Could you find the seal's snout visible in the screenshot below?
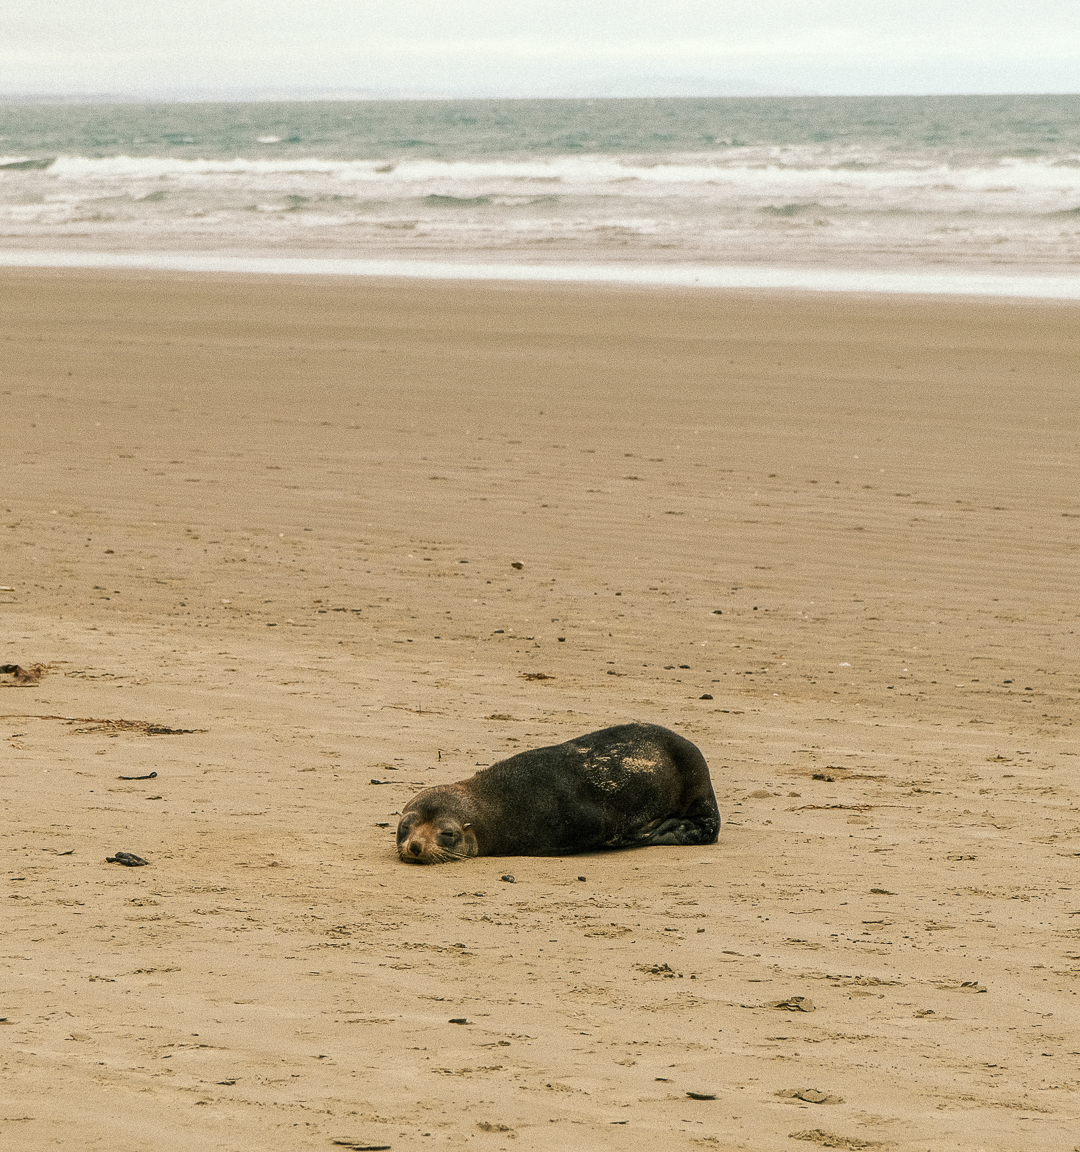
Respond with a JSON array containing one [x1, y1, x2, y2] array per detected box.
[[395, 808, 480, 864]]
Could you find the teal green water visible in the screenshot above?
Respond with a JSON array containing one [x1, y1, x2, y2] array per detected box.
[[1, 95, 1079, 274], [3, 94, 1079, 164]]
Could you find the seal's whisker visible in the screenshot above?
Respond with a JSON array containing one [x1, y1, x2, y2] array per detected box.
[[397, 844, 472, 864]]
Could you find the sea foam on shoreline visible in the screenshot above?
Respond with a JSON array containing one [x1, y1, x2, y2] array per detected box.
[[2, 247, 1079, 298]]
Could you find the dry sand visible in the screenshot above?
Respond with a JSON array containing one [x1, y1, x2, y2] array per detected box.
[[2, 269, 1079, 1152]]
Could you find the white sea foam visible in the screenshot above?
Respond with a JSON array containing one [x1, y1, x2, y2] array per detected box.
[[3, 146, 1080, 275], [4, 96, 1079, 273], [14, 153, 1080, 197], [1, 248, 1078, 299]]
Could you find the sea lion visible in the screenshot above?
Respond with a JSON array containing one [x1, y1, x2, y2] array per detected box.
[[396, 722, 720, 864]]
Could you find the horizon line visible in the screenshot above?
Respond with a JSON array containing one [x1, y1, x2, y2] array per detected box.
[[2, 89, 1078, 105]]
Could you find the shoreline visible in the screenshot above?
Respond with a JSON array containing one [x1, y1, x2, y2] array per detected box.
[[3, 245, 1080, 298]]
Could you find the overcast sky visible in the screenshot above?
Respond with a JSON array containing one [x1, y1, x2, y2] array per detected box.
[[3, 0, 1078, 99]]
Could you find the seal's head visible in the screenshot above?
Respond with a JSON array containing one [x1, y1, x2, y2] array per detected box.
[[396, 802, 479, 864]]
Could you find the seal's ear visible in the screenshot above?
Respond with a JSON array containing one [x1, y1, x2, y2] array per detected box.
[[462, 823, 473, 829]]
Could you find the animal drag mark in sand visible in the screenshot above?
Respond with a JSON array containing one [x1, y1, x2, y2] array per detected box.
[[396, 722, 720, 864]]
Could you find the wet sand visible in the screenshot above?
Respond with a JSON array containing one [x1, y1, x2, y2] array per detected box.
[[2, 269, 1079, 1152]]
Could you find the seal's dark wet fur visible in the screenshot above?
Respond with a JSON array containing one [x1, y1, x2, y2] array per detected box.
[[397, 722, 720, 863]]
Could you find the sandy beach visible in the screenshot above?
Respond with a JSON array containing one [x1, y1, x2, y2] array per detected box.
[[2, 268, 1079, 1152]]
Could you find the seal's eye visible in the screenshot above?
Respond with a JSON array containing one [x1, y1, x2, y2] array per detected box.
[[437, 829, 459, 846]]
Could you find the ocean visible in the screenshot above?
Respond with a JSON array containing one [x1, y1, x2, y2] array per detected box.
[[2, 95, 1080, 294]]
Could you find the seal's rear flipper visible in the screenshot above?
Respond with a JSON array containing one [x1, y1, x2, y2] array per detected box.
[[641, 815, 717, 846], [645, 794, 721, 846], [608, 802, 720, 848]]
